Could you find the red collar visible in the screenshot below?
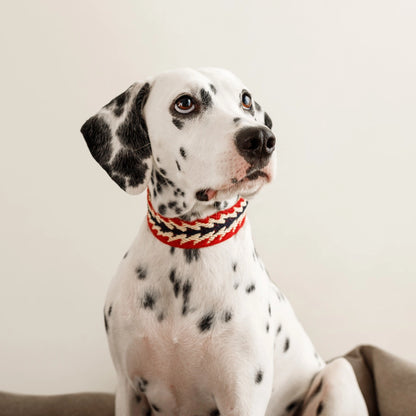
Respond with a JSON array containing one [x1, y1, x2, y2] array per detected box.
[[147, 193, 248, 249]]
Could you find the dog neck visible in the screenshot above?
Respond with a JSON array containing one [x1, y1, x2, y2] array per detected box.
[[147, 192, 248, 249], [181, 195, 240, 221]]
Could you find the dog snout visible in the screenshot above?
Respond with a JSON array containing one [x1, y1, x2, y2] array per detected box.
[[235, 127, 276, 167]]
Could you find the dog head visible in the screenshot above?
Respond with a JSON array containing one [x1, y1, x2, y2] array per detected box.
[[81, 68, 276, 217]]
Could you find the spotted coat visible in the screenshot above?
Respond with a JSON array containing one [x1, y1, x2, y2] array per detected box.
[[83, 68, 368, 416]]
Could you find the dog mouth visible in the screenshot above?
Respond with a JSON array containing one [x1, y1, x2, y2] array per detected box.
[[196, 169, 271, 202]]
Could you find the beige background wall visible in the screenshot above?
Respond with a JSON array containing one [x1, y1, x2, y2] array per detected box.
[[1, 0, 415, 394]]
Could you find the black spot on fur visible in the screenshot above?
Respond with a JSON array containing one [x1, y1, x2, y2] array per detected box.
[[232, 262, 237, 272], [182, 280, 192, 315], [180, 147, 187, 159], [116, 83, 151, 153], [286, 400, 300, 412], [81, 117, 113, 167], [255, 370, 263, 384], [264, 112, 273, 129], [182, 280, 192, 303], [136, 266, 147, 280], [104, 311, 108, 332], [213, 201, 221, 210], [184, 249, 200, 263], [142, 292, 156, 310], [154, 168, 174, 192], [172, 118, 184, 129], [210, 409, 220, 416], [233, 282, 239, 290], [233, 117, 241, 124], [108, 305, 112, 316], [151, 403, 160, 412], [105, 89, 131, 117], [209, 84, 217, 94], [173, 281, 181, 298], [254, 101, 261, 111], [168, 201, 177, 208], [316, 401, 324, 415], [284, 337, 290, 352], [175, 207, 182, 215], [231, 177, 238, 184], [200, 88, 213, 109], [111, 148, 149, 189], [135, 394, 142, 403], [313, 379, 324, 398], [158, 204, 167, 215], [174, 187, 185, 197], [169, 269, 176, 283], [169, 269, 182, 298], [198, 312, 214, 332], [155, 170, 165, 185], [276, 324, 282, 335], [223, 310, 232, 322], [176, 160, 181, 171], [246, 284, 256, 293], [138, 378, 148, 393], [266, 323, 270, 333], [170, 247, 175, 255], [123, 251, 128, 259], [157, 312, 164, 322]]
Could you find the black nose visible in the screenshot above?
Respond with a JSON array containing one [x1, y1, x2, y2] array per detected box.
[[235, 127, 276, 168]]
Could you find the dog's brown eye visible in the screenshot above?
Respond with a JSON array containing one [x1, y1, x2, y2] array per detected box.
[[241, 92, 252, 110], [174, 95, 195, 114]]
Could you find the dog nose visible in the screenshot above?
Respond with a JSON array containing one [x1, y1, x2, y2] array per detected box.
[[235, 127, 276, 167]]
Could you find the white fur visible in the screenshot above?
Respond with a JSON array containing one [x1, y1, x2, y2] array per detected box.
[[84, 68, 368, 416]]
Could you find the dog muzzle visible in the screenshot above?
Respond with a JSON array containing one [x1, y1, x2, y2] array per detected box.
[[147, 193, 248, 249]]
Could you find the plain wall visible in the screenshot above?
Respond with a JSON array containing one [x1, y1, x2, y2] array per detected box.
[[0, 0, 415, 394]]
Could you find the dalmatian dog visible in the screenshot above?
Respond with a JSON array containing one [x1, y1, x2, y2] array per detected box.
[[81, 68, 368, 416]]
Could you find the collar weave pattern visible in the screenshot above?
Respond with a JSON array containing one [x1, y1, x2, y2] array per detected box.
[[147, 194, 248, 249]]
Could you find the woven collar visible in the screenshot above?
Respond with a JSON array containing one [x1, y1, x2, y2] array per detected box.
[[147, 193, 248, 249]]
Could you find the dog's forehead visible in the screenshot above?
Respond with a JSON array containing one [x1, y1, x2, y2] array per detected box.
[[198, 67, 247, 91], [150, 68, 246, 100]]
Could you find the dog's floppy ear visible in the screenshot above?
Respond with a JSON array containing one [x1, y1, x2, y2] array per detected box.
[[81, 82, 152, 195]]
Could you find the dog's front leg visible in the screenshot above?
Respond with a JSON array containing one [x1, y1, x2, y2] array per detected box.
[[213, 375, 271, 416], [296, 358, 368, 416], [115, 375, 151, 416], [214, 393, 269, 416]]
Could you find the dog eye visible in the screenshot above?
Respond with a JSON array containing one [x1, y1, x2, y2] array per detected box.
[[174, 95, 195, 114], [241, 92, 252, 110]]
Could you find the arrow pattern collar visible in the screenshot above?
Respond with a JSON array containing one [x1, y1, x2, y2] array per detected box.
[[147, 193, 248, 249]]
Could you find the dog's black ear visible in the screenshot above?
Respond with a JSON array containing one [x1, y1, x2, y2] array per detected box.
[[81, 82, 153, 195]]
